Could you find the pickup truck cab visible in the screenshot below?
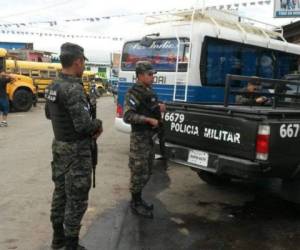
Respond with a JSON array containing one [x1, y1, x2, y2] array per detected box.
[[161, 75, 300, 186]]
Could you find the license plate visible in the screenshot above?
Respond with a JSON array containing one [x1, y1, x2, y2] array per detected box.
[[188, 150, 208, 167]]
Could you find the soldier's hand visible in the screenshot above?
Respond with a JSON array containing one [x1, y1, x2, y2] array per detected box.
[[93, 127, 103, 140], [256, 96, 268, 104], [145, 117, 159, 128], [159, 103, 166, 113]]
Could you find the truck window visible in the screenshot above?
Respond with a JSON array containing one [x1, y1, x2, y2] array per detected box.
[[121, 38, 189, 72]]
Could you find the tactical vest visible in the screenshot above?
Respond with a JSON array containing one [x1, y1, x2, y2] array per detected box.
[[128, 83, 161, 132], [45, 81, 86, 142]]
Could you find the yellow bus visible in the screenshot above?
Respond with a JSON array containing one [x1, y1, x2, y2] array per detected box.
[[6, 60, 96, 95], [0, 49, 37, 112]]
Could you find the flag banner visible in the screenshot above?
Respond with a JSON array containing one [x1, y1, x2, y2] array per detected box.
[[0, 29, 123, 40]]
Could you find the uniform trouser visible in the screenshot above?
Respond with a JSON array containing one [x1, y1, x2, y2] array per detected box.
[[50, 139, 92, 237], [129, 130, 155, 194], [0, 97, 9, 116]]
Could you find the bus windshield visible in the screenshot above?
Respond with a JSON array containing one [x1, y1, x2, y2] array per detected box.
[[121, 38, 189, 72]]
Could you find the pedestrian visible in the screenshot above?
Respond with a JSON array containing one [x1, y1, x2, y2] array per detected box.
[[0, 71, 12, 127], [45, 42, 103, 250], [123, 61, 166, 219]]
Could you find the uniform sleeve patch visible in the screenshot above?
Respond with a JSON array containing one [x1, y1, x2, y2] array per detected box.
[[45, 89, 58, 102], [129, 98, 136, 107]]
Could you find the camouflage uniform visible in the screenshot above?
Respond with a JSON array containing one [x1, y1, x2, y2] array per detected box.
[[123, 61, 162, 218], [235, 87, 257, 105], [123, 82, 159, 194], [45, 73, 102, 238]]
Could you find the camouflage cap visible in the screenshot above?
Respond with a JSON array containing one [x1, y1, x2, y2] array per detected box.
[[135, 61, 157, 74], [60, 42, 88, 61]]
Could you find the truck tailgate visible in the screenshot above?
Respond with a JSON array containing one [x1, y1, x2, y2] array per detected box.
[[163, 104, 258, 161]]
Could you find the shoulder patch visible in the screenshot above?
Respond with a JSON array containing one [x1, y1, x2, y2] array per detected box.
[[45, 83, 60, 102], [129, 98, 136, 107]]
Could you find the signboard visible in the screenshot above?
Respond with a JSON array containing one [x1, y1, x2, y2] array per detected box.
[[274, 0, 300, 17]]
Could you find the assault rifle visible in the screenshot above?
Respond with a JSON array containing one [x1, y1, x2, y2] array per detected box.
[[88, 92, 98, 188], [152, 103, 166, 160]]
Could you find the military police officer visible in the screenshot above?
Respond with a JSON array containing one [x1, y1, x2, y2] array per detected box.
[[123, 61, 166, 218], [45, 42, 102, 250]]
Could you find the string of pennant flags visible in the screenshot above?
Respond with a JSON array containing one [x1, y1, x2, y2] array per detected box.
[[0, 0, 272, 29], [0, 0, 271, 40], [0, 29, 124, 40]]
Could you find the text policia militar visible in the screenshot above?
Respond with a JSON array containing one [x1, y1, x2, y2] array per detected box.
[[164, 112, 241, 144]]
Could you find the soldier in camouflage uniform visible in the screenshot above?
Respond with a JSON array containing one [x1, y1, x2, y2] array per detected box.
[[236, 81, 268, 105], [45, 43, 102, 250], [123, 61, 165, 219]]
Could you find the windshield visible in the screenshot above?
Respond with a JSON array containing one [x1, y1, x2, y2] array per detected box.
[[121, 38, 189, 72]]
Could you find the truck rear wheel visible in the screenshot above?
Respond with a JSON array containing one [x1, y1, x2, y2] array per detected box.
[[12, 89, 33, 112], [197, 170, 231, 186]]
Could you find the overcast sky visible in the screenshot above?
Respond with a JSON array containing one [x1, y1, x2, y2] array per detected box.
[[0, 0, 298, 62]]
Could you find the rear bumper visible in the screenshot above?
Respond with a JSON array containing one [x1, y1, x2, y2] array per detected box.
[[160, 142, 269, 179]]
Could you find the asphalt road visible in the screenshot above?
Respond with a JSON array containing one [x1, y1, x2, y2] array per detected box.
[[1, 96, 300, 250]]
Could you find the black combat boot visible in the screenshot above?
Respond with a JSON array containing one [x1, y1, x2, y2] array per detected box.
[[141, 199, 154, 211], [65, 236, 87, 250], [130, 192, 153, 218], [51, 223, 65, 249], [132, 192, 154, 210]]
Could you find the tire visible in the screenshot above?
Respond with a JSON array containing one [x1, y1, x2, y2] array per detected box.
[[12, 89, 33, 112], [197, 170, 231, 186]]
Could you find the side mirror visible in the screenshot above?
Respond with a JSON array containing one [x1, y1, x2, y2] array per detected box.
[[140, 36, 153, 47]]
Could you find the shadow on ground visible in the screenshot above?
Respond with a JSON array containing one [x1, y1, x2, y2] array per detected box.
[[82, 162, 300, 250]]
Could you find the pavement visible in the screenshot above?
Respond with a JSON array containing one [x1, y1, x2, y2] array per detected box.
[[2, 96, 300, 250]]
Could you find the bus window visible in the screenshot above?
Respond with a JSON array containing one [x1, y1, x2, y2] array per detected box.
[[49, 71, 57, 78], [20, 69, 30, 76], [201, 37, 300, 87], [31, 70, 40, 77], [121, 38, 189, 72], [40, 70, 49, 78], [275, 52, 298, 77], [203, 38, 241, 86], [240, 47, 257, 76], [257, 51, 275, 78]]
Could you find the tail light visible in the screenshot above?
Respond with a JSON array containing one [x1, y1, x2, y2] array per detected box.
[[256, 125, 270, 161], [116, 104, 123, 118]]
